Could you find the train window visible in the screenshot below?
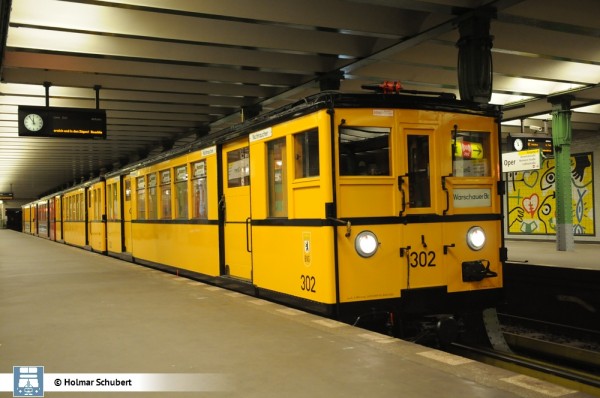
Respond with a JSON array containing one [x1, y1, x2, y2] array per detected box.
[[192, 161, 208, 219], [125, 179, 131, 202], [339, 126, 390, 176], [137, 176, 146, 220], [112, 183, 119, 220], [453, 131, 491, 177], [95, 188, 101, 220], [107, 183, 117, 221], [268, 137, 288, 217], [227, 147, 250, 188], [175, 165, 188, 219], [294, 129, 319, 178], [407, 135, 431, 208], [160, 169, 172, 219], [148, 173, 158, 219], [78, 193, 84, 220]]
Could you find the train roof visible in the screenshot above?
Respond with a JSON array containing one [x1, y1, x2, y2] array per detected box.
[[107, 90, 502, 177]]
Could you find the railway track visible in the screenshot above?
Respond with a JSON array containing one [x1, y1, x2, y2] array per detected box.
[[447, 341, 600, 396], [443, 311, 600, 396], [499, 313, 600, 372]]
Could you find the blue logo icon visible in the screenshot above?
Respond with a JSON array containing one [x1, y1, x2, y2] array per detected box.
[[13, 366, 44, 397]]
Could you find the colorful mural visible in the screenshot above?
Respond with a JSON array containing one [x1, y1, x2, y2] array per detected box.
[[507, 152, 595, 236]]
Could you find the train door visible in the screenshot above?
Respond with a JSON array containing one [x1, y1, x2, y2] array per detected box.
[[397, 127, 446, 289], [49, 198, 56, 240], [32, 205, 37, 234], [56, 196, 64, 242], [106, 176, 124, 254], [220, 139, 253, 281], [122, 175, 133, 254]]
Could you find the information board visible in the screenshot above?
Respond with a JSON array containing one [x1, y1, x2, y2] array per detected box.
[[18, 106, 107, 139]]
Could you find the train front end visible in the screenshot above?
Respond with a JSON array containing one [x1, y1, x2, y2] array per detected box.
[[331, 95, 505, 336]]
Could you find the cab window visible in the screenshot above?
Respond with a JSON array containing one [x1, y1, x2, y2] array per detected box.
[[453, 131, 491, 177], [407, 135, 431, 208], [294, 129, 319, 178], [339, 126, 390, 176]]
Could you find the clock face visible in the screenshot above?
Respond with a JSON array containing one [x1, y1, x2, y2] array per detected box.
[[513, 138, 523, 151], [24, 113, 44, 132]]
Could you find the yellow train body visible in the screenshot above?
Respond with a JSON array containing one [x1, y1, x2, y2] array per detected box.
[[23, 92, 505, 325]]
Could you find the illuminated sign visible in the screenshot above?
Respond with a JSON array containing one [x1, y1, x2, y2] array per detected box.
[[0, 192, 13, 200], [454, 140, 484, 159], [18, 106, 107, 139], [508, 136, 553, 154]]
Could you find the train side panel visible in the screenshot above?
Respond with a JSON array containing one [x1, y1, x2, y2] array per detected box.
[[130, 149, 220, 277], [248, 110, 337, 305]]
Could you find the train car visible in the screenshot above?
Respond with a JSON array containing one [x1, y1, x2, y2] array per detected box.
[[119, 89, 505, 336], [21, 88, 506, 340]]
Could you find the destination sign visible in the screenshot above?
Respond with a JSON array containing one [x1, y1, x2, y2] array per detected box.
[[18, 106, 107, 139]]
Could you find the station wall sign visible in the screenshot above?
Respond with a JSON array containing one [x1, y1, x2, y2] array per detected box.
[[18, 106, 107, 139], [502, 149, 541, 172]]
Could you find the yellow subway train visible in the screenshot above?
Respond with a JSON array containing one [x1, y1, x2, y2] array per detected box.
[[23, 89, 506, 338]]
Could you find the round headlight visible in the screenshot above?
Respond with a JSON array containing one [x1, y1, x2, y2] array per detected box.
[[355, 230, 379, 258], [466, 226, 486, 251]]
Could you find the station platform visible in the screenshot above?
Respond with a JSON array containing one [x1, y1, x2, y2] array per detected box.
[[0, 229, 594, 398], [506, 239, 600, 270]]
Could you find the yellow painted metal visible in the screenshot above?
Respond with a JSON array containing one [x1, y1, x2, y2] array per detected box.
[[252, 226, 336, 303], [132, 222, 220, 276], [337, 224, 404, 303], [444, 220, 502, 293]]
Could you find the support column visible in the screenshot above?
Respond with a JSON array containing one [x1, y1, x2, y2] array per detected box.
[[548, 95, 574, 251], [456, 8, 495, 103]]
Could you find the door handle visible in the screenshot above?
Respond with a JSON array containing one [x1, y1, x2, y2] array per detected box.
[[246, 217, 252, 253]]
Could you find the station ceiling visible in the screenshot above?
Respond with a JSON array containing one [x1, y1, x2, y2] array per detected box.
[[0, 0, 599, 201]]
